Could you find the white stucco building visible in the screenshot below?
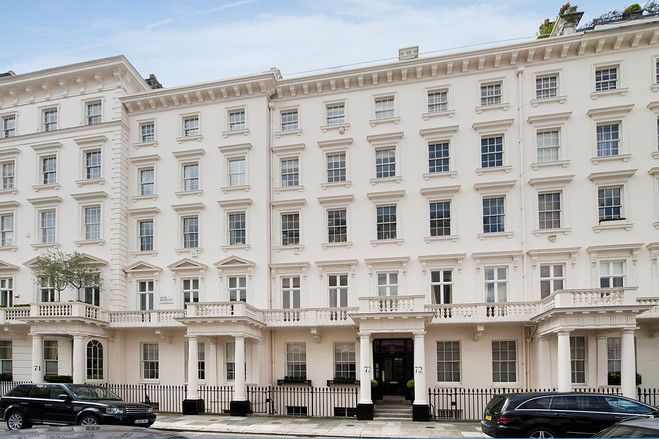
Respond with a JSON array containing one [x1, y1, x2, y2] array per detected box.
[[0, 11, 658, 420]]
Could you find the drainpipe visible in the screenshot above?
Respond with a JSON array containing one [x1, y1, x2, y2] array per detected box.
[[516, 66, 530, 387], [267, 92, 275, 386]]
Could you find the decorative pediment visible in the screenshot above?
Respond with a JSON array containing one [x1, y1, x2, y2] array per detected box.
[[214, 256, 255, 277], [0, 260, 19, 272], [364, 257, 410, 275], [77, 253, 108, 266], [314, 259, 359, 277], [124, 261, 162, 274], [418, 254, 466, 273], [167, 258, 208, 273]]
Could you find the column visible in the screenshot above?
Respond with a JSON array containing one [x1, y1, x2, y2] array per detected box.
[[621, 328, 636, 399], [596, 334, 608, 387], [72, 335, 85, 384], [357, 332, 373, 420], [31, 335, 44, 384], [412, 331, 429, 421], [557, 330, 571, 392], [187, 336, 199, 400], [230, 335, 250, 416], [208, 339, 218, 386], [537, 336, 550, 389]]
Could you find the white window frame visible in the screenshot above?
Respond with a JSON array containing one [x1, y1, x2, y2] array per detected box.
[[599, 260, 626, 288], [136, 218, 155, 253], [0, 278, 14, 307], [328, 273, 349, 308], [333, 342, 356, 379], [537, 190, 563, 230], [280, 211, 301, 247], [479, 81, 503, 106], [376, 271, 399, 297], [81, 203, 102, 241], [138, 166, 156, 197], [228, 275, 247, 302], [43, 340, 59, 375], [484, 266, 508, 303], [83, 99, 102, 126], [0, 114, 16, 139], [0, 160, 15, 192], [41, 106, 59, 132], [570, 335, 587, 385], [227, 156, 247, 188], [180, 161, 200, 193], [227, 106, 247, 132], [37, 207, 58, 245], [430, 269, 453, 305], [137, 119, 157, 144], [181, 277, 200, 307], [325, 101, 347, 126], [180, 113, 200, 139], [0, 211, 15, 248], [227, 210, 247, 247], [141, 342, 159, 381], [491, 340, 517, 384], [280, 108, 299, 132], [539, 262, 565, 298], [181, 215, 200, 249], [436, 340, 461, 384], [136, 279, 155, 311], [535, 73, 559, 100], [426, 88, 449, 114]]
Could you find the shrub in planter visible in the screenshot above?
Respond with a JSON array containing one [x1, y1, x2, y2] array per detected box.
[[405, 379, 415, 401], [406, 379, 415, 389], [608, 372, 621, 386], [0, 373, 12, 382], [283, 375, 307, 384], [333, 376, 356, 384], [370, 379, 378, 387], [44, 374, 73, 383]]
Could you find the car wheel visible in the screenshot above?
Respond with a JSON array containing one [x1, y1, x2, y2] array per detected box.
[[527, 428, 556, 438], [6, 411, 28, 430], [78, 414, 100, 425]]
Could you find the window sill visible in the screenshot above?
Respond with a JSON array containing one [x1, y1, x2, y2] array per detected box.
[[274, 185, 304, 193], [0, 188, 18, 195], [274, 245, 304, 253], [592, 222, 633, 232], [475, 165, 512, 175], [274, 129, 302, 138], [75, 178, 105, 187], [321, 180, 352, 190], [133, 141, 158, 149], [31, 242, 60, 249], [32, 183, 60, 191], [221, 184, 251, 193], [654, 221, 659, 229], [175, 190, 203, 198], [0, 245, 17, 252], [424, 235, 459, 243], [321, 241, 353, 249], [176, 247, 204, 255], [221, 244, 251, 251], [370, 239, 403, 246], [369, 176, 402, 185], [651, 83, 659, 92], [422, 110, 455, 120], [652, 151, 659, 160], [475, 102, 510, 114], [132, 194, 159, 202], [131, 250, 158, 256], [369, 116, 400, 127], [530, 95, 567, 106], [423, 171, 457, 180], [320, 123, 350, 134], [477, 232, 514, 240], [590, 88, 629, 99], [176, 135, 203, 143], [591, 154, 631, 164], [222, 128, 250, 138], [533, 227, 571, 236], [531, 160, 570, 170], [74, 239, 105, 246]]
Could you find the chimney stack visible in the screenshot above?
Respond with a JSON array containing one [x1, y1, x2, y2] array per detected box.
[[398, 46, 419, 61]]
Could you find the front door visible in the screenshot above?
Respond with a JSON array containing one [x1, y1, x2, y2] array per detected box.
[[373, 339, 413, 396]]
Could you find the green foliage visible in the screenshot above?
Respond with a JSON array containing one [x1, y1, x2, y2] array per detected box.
[[332, 376, 356, 384], [538, 19, 556, 38], [406, 379, 415, 389], [370, 379, 378, 387], [559, 2, 578, 15], [623, 3, 642, 15], [30, 251, 101, 296], [282, 375, 307, 383], [44, 374, 73, 383]]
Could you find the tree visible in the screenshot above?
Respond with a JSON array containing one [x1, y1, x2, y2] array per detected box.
[[30, 251, 102, 301]]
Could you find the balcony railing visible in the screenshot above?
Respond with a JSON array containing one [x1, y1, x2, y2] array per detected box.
[[108, 310, 185, 327], [0, 288, 655, 329]]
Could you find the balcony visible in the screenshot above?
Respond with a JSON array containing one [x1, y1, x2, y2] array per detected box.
[[263, 307, 357, 327], [426, 302, 538, 323], [108, 310, 185, 327], [357, 295, 426, 314], [25, 302, 110, 323], [185, 302, 262, 321], [0, 307, 30, 324]]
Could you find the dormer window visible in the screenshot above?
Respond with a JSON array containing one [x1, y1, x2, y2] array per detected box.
[[43, 108, 58, 132], [480, 82, 502, 106], [595, 67, 618, 91]]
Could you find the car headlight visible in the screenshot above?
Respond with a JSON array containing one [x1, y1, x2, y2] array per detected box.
[[105, 407, 125, 415], [147, 406, 154, 413]]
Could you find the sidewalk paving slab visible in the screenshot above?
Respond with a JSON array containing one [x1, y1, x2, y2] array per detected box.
[[152, 413, 488, 438]]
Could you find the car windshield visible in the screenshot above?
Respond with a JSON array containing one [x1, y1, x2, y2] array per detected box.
[[68, 385, 122, 401]]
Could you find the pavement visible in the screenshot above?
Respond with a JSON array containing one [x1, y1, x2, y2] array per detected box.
[[151, 413, 488, 438]]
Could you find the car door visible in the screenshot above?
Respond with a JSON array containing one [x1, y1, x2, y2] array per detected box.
[[27, 384, 50, 423], [42, 385, 76, 424], [604, 396, 656, 423], [575, 395, 615, 436]]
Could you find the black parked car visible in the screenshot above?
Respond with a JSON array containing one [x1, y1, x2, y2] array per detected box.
[[0, 383, 156, 430], [481, 392, 657, 438], [594, 417, 659, 437]]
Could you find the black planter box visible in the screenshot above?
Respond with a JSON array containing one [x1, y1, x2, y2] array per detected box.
[[277, 379, 312, 386], [327, 379, 359, 386], [230, 400, 251, 416], [182, 398, 205, 415]]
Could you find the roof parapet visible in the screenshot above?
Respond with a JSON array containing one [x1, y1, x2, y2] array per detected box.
[[399, 46, 419, 61]]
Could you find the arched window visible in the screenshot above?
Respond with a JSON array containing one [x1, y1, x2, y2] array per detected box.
[[86, 340, 103, 380]]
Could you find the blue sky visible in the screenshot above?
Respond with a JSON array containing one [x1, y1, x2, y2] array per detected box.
[[0, 0, 628, 86]]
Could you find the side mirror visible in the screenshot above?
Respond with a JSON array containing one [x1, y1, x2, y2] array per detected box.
[[58, 394, 72, 402]]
